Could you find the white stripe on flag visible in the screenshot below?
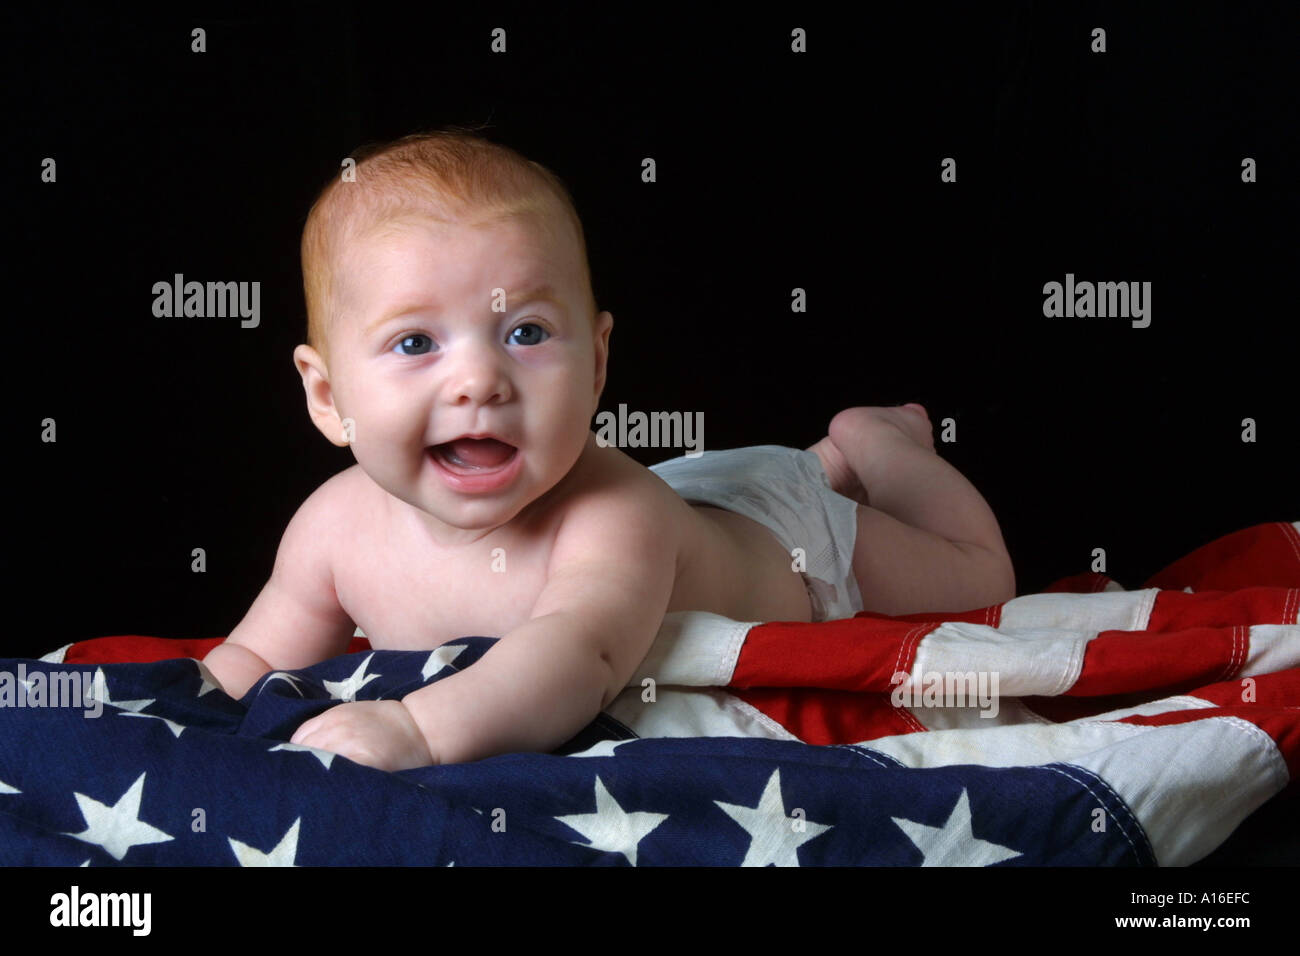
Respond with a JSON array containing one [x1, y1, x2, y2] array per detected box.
[[904, 691, 1220, 732], [1067, 715, 1289, 865], [633, 610, 755, 687], [1243, 624, 1300, 677], [607, 686, 798, 741], [859, 694, 1217, 767], [902, 698, 1049, 731], [998, 588, 1157, 632], [854, 698, 1287, 865], [909, 621, 1094, 697], [858, 713, 1157, 770]]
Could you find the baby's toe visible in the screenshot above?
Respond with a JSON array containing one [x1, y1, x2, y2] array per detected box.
[[899, 404, 935, 449]]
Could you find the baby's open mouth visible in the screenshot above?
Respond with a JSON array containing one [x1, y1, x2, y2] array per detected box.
[[430, 437, 518, 473]]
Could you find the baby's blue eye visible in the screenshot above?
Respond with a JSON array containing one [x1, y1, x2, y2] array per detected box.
[[509, 323, 549, 346], [394, 334, 434, 355]]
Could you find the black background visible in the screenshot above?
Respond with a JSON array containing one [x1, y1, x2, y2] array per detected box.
[[8, 1, 1297, 657]]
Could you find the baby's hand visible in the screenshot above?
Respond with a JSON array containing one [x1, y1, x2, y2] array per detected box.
[[290, 700, 435, 771]]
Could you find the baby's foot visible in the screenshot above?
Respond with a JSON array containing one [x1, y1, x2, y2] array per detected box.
[[810, 404, 935, 505], [830, 404, 935, 454]]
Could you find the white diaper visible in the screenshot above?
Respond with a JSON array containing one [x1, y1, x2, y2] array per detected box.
[[649, 445, 864, 622]]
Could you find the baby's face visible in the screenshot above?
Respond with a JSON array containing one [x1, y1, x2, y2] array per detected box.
[[319, 213, 611, 539]]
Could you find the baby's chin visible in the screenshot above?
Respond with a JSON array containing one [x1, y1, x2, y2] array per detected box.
[[417, 458, 549, 528], [396, 483, 537, 536]]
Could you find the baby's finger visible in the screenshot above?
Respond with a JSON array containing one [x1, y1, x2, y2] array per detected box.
[[290, 715, 328, 745]]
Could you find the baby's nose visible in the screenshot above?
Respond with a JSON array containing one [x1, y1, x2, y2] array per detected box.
[[443, 348, 512, 405]]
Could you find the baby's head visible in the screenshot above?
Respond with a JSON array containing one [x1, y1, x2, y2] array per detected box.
[[300, 130, 603, 363], [293, 129, 614, 535]]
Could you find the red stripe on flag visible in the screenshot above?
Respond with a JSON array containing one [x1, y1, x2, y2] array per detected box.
[[1022, 694, 1160, 723], [731, 687, 921, 745], [64, 635, 224, 664], [1072, 626, 1247, 697], [731, 618, 938, 691], [1147, 586, 1299, 631], [1167, 668, 1300, 710], [854, 603, 1005, 627], [62, 635, 373, 665], [1145, 522, 1300, 592]]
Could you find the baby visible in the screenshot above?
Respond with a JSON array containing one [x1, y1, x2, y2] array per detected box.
[[202, 130, 1015, 771]]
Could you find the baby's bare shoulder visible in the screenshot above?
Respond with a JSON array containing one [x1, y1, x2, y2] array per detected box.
[[291, 464, 377, 527], [559, 443, 684, 516], [277, 465, 381, 564], [531, 445, 684, 634], [546, 445, 688, 566]]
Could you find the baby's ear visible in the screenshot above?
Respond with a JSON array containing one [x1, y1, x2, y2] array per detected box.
[[592, 311, 614, 401], [293, 344, 350, 448]]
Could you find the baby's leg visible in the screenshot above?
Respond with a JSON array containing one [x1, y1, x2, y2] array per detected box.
[[809, 405, 1015, 615]]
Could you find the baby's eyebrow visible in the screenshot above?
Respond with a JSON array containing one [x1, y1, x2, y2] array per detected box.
[[365, 284, 563, 336], [499, 283, 564, 310]]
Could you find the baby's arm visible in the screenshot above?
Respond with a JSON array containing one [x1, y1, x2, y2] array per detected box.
[[203, 481, 356, 699], [401, 491, 677, 765]]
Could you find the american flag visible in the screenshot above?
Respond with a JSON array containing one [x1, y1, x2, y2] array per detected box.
[[1, 522, 1297, 865]]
